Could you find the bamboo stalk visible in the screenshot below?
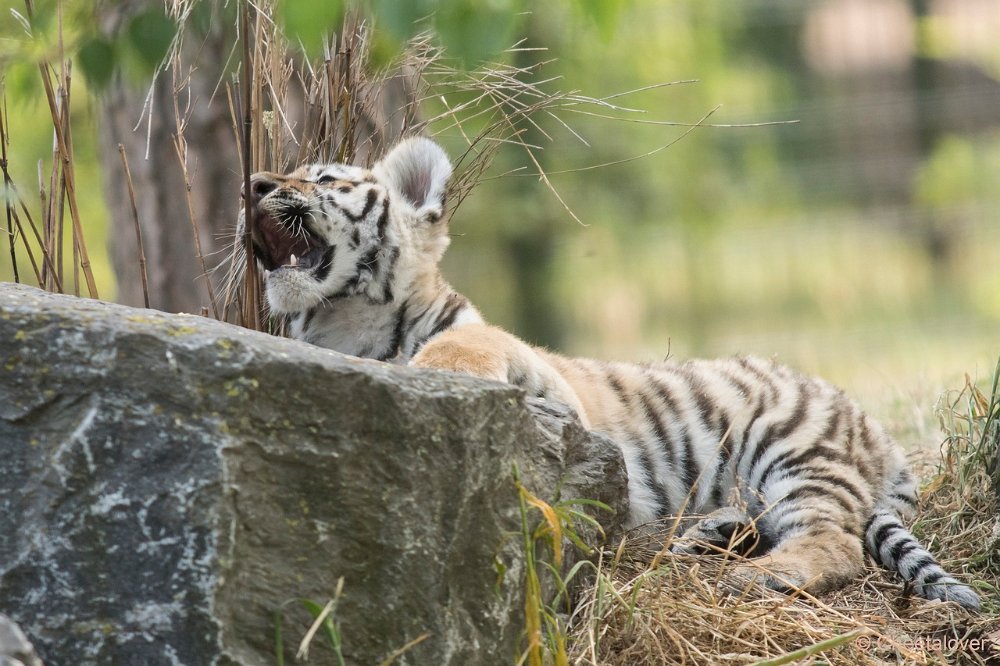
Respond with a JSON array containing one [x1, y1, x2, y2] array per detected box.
[[117, 145, 150, 309]]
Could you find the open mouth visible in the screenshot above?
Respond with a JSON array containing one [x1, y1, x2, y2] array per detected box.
[[250, 205, 328, 273]]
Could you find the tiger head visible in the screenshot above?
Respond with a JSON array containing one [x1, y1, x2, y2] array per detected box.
[[239, 137, 453, 315]]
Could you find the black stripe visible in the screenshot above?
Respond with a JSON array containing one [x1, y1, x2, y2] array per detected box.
[[731, 397, 767, 465], [346, 188, 378, 222], [805, 470, 866, 503], [333, 187, 379, 222], [630, 434, 669, 518], [858, 418, 874, 451], [709, 455, 728, 509], [606, 370, 631, 408], [426, 293, 467, 340], [314, 245, 337, 282], [373, 245, 400, 304], [746, 381, 810, 478], [902, 553, 938, 579], [636, 391, 676, 514], [872, 521, 903, 550], [673, 366, 717, 433], [376, 196, 390, 239], [377, 300, 409, 362], [920, 571, 945, 586], [758, 410, 845, 490], [648, 379, 698, 494], [736, 357, 780, 405], [782, 482, 856, 515], [301, 306, 317, 333], [758, 448, 798, 488], [888, 539, 920, 565], [716, 367, 754, 400]]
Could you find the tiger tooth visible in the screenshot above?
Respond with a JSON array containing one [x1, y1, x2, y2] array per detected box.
[[289, 253, 298, 266], [263, 269, 271, 279]]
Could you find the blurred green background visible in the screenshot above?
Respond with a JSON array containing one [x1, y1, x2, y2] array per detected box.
[[4, 0, 999, 417], [440, 0, 1000, 416]]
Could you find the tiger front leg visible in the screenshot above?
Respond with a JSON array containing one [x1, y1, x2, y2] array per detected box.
[[726, 528, 864, 598], [412, 324, 591, 428]]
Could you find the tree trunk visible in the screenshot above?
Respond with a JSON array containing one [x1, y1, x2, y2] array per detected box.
[[98, 5, 237, 314]]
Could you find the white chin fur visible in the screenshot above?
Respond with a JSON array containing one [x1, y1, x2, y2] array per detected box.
[[264, 270, 326, 314]]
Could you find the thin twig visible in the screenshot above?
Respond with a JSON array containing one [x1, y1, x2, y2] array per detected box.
[[35, 60, 98, 298], [171, 57, 220, 319], [0, 88, 20, 283], [117, 145, 150, 309], [240, 0, 261, 329]]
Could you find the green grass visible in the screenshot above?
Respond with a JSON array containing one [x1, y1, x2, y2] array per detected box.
[[513, 464, 612, 666]]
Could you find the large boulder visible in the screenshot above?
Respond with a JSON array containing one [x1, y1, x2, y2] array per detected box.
[[0, 283, 627, 665]]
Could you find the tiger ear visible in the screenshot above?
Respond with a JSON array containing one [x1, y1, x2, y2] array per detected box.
[[374, 137, 452, 222]]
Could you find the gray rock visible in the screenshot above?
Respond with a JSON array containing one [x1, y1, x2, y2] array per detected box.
[[0, 614, 43, 666], [0, 283, 627, 666]]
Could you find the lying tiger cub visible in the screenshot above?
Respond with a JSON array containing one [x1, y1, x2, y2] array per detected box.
[[240, 137, 980, 610]]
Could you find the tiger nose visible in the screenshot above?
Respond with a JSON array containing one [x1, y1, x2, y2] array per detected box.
[[244, 174, 278, 203]]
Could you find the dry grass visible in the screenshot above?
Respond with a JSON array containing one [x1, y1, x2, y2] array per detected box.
[[1, 1, 98, 300], [567, 366, 1000, 666]]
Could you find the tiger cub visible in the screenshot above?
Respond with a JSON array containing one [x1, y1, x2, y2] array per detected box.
[[241, 137, 980, 610]]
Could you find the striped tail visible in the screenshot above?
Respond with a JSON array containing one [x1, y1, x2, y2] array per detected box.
[[865, 509, 980, 611]]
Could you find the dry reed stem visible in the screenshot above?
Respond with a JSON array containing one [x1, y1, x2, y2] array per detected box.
[[117, 144, 150, 309], [239, 0, 261, 330], [1, 90, 21, 284], [170, 56, 220, 319], [36, 61, 97, 299], [4, 190, 46, 288], [60, 64, 75, 296], [20, 0, 97, 299]]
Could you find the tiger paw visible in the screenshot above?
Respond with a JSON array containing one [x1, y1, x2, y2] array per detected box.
[[670, 507, 767, 557]]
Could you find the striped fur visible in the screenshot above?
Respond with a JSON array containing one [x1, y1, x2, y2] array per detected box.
[[245, 138, 980, 610], [238, 138, 482, 362]]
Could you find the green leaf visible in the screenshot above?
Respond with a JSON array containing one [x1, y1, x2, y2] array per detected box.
[[372, 0, 436, 42], [573, 0, 625, 41], [435, 0, 519, 68], [24, 0, 57, 33], [276, 0, 345, 57], [297, 599, 342, 653], [126, 7, 177, 70], [77, 37, 116, 89], [190, 0, 216, 35], [3, 61, 41, 104]]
